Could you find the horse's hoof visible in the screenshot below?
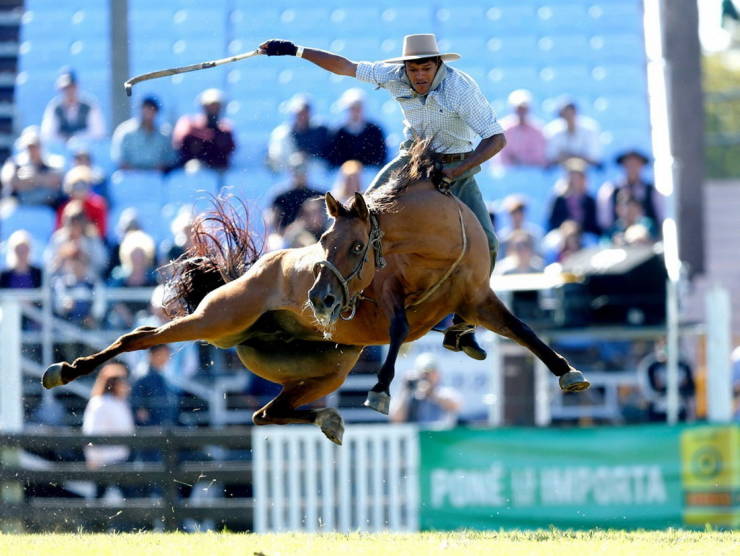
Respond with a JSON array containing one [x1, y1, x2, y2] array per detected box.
[[42, 363, 67, 389], [363, 391, 391, 415], [316, 409, 344, 446], [559, 370, 590, 392]]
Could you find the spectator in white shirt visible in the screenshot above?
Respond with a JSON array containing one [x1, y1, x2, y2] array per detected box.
[[544, 98, 602, 169], [40, 68, 106, 146], [82, 362, 135, 471]]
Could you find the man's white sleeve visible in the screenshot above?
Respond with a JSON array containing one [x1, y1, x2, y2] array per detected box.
[[457, 82, 504, 139], [355, 62, 396, 88]]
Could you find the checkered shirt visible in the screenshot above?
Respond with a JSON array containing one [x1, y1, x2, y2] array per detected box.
[[356, 62, 503, 154]]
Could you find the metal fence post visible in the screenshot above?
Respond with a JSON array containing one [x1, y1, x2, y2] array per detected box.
[[706, 286, 732, 422], [164, 430, 179, 531], [0, 296, 23, 532]]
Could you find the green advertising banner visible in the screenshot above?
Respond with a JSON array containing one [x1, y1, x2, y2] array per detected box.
[[419, 424, 739, 530]]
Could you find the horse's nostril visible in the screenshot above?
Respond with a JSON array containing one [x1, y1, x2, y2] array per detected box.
[[323, 294, 336, 307]]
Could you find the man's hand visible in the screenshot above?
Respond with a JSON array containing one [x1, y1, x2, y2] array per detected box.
[[259, 39, 298, 56], [429, 161, 454, 190]]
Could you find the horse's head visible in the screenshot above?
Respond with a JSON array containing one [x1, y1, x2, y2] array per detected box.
[[309, 192, 384, 326]]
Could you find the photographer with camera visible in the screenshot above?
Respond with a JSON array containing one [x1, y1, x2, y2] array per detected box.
[[390, 353, 462, 429]]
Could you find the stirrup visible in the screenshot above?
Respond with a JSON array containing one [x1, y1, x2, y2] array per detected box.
[[442, 323, 473, 352]]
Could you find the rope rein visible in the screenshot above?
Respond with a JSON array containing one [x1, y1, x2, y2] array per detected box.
[[405, 204, 467, 309]]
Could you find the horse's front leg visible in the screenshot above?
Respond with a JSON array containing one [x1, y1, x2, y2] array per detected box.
[[364, 303, 408, 415]]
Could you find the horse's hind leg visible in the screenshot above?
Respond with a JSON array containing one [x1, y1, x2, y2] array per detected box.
[[43, 302, 251, 388], [465, 290, 590, 392]]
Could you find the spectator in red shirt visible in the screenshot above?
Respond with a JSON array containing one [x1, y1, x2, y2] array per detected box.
[[56, 165, 108, 238], [172, 88, 236, 171], [499, 89, 547, 168]]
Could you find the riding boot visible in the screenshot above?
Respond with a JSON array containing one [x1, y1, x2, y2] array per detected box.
[[442, 315, 487, 361]]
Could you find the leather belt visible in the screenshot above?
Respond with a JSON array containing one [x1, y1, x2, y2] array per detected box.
[[439, 151, 472, 163]]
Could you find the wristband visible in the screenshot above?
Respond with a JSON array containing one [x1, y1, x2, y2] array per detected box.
[[296, 46, 304, 58]]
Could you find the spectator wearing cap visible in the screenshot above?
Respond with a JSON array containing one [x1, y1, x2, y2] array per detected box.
[[544, 98, 602, 169], [597, 149, 663, 233], [390, 353, 462, 428], [1, 126, 64, 207], [546, 158, 601, 237], [40, 67, 106, 145], [267, 94, 330, 172], [173, 88, 236, 170], [498, 194, 543, 258], [326, 88, 387, 168], [111, 95, 176, 172], [496, 230, 545, 276], [499, 89, 547, 168], [269, 153, 324, 233], [55, 165, 108, 238]]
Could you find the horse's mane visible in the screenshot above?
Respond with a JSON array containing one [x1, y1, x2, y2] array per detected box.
[[365, 137, 441, 212], [160, 195, 262, 318]]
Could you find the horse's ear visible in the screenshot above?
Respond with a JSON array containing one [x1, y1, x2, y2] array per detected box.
[[350, 192, 369, 221], [325, 192, 345, 218]]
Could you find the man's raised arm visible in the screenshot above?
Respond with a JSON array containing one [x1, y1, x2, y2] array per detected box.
[[259, 39, 357, 77]]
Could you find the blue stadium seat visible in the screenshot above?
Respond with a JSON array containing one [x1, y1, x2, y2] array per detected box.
[[170, 8, 227, 39], [227, 66, 280, 96], [536, 4, 589, 32], [327, 7, 382, 37], [14, 69, 56, 129], [487, 36, 540, 65], [484, 5, 539, 35], [232, 130, 268, 168], [588, 34, 646, 64], [440, 37, 489, 62], [589, 64, 647, 96], [329, 38, 383, 63], [378, 6, 434, 34], [588, 3, 644, 33], [278, 8, 332, 33], [485, 66, 541, 98], [538, 65, 592, 96], [108, 171, 166, 208], [0, 204, 57, 248], [108, 202, 168, 243], [602, 127, 652, 162], [537, 35, 591, 64], [165, 168, 220, 206], [592, 95, 650, 132], [435, 5, 486, 28], [229, 7, 283, 39]]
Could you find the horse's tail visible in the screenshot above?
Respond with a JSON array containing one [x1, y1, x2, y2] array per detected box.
[[161, 196, 262, 318]]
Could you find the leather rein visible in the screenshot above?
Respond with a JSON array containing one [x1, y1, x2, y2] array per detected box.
[[314, 199, 468, 321]]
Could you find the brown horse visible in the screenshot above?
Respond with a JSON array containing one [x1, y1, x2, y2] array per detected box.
[[42, 141, 588, 444]]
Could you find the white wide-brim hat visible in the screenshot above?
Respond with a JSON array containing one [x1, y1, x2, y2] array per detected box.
[[383, 34, 461, 64]]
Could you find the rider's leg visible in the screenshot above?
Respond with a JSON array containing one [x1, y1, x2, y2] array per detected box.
[[442, 169, 499, 360], [365, 153, 411, 192]]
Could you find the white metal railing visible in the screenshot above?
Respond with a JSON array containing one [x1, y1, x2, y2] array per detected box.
[[0, 286, 251, 428], [252, 424, 419, 533]]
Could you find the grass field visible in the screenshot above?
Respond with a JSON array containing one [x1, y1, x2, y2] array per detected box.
[[0, 530, 737, 555]]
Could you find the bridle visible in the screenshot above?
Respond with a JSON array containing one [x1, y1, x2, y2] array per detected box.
[[313, 212, 385, 320]]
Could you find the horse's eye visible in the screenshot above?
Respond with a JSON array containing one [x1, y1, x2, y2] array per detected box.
[[352, 242, 363, 254]]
